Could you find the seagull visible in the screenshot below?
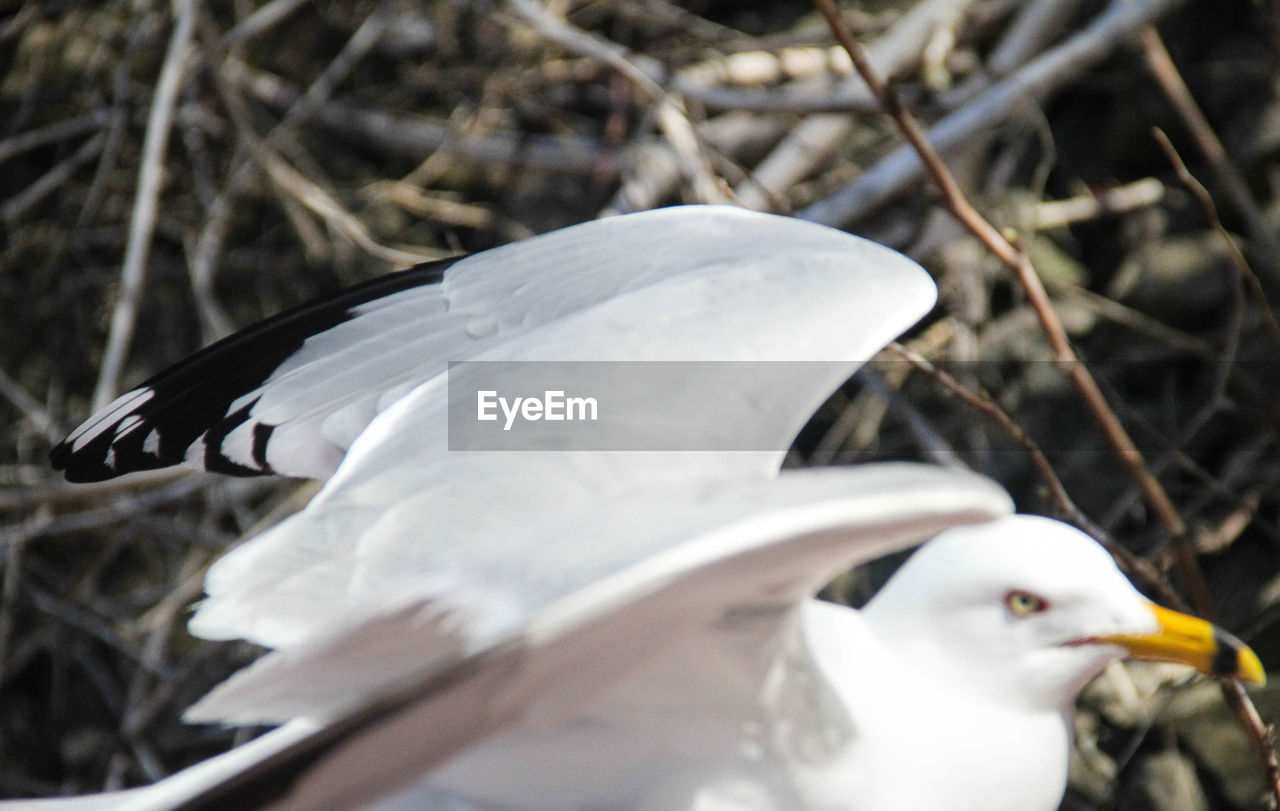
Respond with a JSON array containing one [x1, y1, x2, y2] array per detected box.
[[33, 206, 1262, 810]]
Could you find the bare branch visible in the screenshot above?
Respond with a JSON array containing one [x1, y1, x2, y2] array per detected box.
[[801, 0, 1188, 227], [92, 0, 200, 412], [735, 0, 978, 211], [810, 0, 1276, 801], [1140, 26, 1280, 286], [504, 0, 728, 204]]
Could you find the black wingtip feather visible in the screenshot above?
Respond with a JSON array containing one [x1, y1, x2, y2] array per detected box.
[[52, 256, 462, 483]]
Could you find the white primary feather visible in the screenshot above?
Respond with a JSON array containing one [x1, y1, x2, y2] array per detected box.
[[185, 208, 936, 649]]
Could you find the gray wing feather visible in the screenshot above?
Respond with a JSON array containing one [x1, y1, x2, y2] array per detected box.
[[173, 465, 1010, 808]]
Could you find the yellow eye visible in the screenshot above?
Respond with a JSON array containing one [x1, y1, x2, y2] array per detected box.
[[1005, 590, 1049, 616]]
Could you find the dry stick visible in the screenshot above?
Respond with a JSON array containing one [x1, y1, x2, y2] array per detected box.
[[1004, 177, 1165, 232], [0, 368, 56, 438], [984, 0, 1082, 78], [0, 522, 36, 680], [813, 0, 1210, 608], [1100, 393, 1280, 548], [504, 0, 727, 205], [1153, 128, 1280, 349], [811, 1, 1278, 801], [0, 468, 193, 513], [1226, 678, 1280, 811], [190, 8, 407, 341], [887, 343, 1184, 610], [222, 0, 310, 45], [1047, 282, 1215, 359], [801, 0, 1185, 227], [91, 0, 200, 412], [213, 78, 441, 270], [231, 63, 621, 174], [0, 109, 111, 165], [79, 7, 155, 230], [885, 342, 1086, 530], [674, 57, 883, 114], [602, 112, 789, 216], [734, 0, 977, 211], [1152, 127, 1280, 799], [1147, 130, 1248, 464], [121, 551, 214, 738], [261, 155, 442, 267], [936, 0, 1085, 113], [0, 131, 106, 223], [1156, 131, 1247, 445], [0, 2, 36, 41], [1140, 26, 1280, 286]]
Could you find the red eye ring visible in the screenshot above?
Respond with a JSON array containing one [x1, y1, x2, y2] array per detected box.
[[1004, 590, 1049, 616]]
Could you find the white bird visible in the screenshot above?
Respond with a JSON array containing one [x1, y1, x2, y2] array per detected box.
[[35, 206, 1261, 810]]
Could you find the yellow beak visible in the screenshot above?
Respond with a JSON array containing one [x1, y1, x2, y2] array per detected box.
[[1097, 603, 1265, 685]]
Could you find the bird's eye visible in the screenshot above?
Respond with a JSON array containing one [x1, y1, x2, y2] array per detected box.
[[1004, 590, 1049, 616]]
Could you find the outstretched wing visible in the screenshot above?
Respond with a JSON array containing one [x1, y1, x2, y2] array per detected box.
[[49, 465, 1010, 811], [52, 206, 931, 483], [127, 207, 935, 649]]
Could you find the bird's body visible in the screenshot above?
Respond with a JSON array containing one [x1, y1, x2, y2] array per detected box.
[[381, 517, 1158, 811], [30, 206, 1262, 811], [417, 598, 1070, 811]]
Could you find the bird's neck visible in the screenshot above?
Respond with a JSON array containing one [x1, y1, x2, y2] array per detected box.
[[800, 600, 1073, 811]]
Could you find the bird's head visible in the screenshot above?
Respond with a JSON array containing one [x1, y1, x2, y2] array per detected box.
[[862, 515, 1263, 711]]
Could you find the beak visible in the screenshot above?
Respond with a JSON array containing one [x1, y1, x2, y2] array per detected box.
[[1096, 603, 1265, 685]]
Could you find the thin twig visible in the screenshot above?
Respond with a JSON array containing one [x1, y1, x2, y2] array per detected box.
[[1221, 681, 1280, 809], [0, 519, 36, 681], [0, 369, 56, 438], [504, 0, 727, 204], [886, 343, 1183, 608], [222, 0, 310, 45], [1, 132, 106, 223], [887, 344, 1087, 527], [734, 0, 976, 211], [602, 111, 787, 216], [673, 55, 882, 114], [262, 154, 445, 266], [801, 0, 1187, 227], [1046, 282, 1217, 360], [938, 0, 1085, 109], [1147, 131, 1248, 484], [212, 61, 446, 270], [1152, 128, 1280, 348], [1002, 178, 1166, 232], [229, 61, 623, 174], [0, 109, 111, 165], [811, 1, 1276, 801], [91, 0, 200, 412], [191, 7, 429, 341], [812, 0, 1209, 607], [0, 469, 196, 514], [1140, 26, 1280, 286], [78, 6, 154, 230]]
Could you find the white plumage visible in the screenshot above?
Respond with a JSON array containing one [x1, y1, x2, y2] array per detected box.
[[34, 206, 1259, 811]]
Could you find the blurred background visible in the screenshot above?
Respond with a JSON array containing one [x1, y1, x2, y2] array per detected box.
[[2, 0, 1279, 807]]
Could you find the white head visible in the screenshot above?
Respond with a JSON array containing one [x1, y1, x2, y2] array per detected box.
[[862, 515, 1262, 712]]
